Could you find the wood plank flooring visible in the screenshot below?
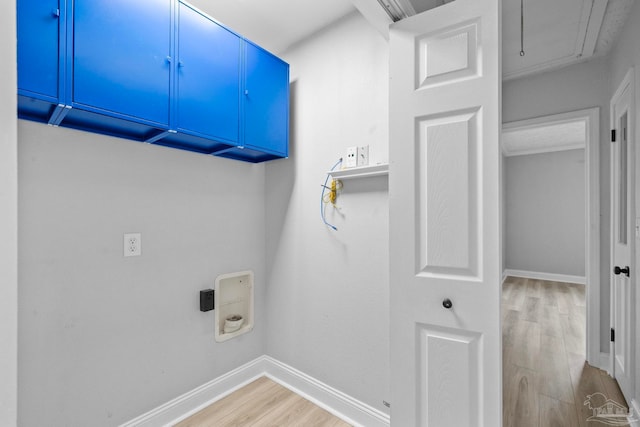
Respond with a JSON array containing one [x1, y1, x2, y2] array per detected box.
[[174, 376, 351, 427], [503, 276, 629, 427]]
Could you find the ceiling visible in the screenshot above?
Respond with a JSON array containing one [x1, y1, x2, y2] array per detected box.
[[185, 0, 632, 158], [187, 0, 632, 82], [184, 0, 356, 54], [502, 121, 586, 157], [501, 0, 633, 80], [382, 0, 633, 79]]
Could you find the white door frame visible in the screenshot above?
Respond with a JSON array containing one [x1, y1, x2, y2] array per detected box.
[[609, 67, 636, 401], [502, 107, 601, 367]]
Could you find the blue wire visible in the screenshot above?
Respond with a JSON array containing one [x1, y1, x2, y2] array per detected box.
[[321, 158, 343, 231]]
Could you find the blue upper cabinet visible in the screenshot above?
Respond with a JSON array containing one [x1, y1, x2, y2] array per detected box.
[[243, 42, 289, 158], [17, 0, 66, 123], [71, 0, 172, 128], [218, 41, 289, 163], [16, 0, 289, 163], [175, 2, 241, 147]]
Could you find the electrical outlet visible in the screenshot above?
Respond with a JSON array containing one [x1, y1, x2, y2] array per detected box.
[[357, 145, 369, 167], [124, 233, 141, 257], [345, 146, 357, 168]]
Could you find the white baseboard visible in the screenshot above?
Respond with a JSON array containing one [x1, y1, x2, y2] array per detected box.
[[119, 355, 390, 427], [119, 357, 267, 427], [592, 355, 638, 426], [503, 269, 586, 285], [598, 352, 611, 374], [629, 398, 640, 426], [262, 356, 390, 427]]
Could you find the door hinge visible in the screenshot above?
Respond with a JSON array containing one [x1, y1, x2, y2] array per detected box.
[[611, 327, 615, 342], [611, 129, 616, 142]]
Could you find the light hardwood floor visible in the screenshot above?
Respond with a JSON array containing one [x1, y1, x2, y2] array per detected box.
[[174, 376, 352, 427], [503, 276, 629, 427]]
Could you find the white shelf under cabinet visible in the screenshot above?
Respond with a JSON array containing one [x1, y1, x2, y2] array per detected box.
[[329, 163, 389, 180]]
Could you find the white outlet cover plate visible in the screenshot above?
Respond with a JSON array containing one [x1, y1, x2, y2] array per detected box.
[[124, 233, 141, 257], [345, 146, 357, 168], [357, 145, 369, 167]]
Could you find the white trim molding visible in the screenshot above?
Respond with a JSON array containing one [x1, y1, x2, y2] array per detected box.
[[119, 357, 267, 427], [610, 66, 637, 406], [262, 356, 389, 427], [503, 269, 586, 285], [119, 355, 390, 427], [630, 398, 640, 427], [597, 353, 639, 425], [600, 351, 612, 374]]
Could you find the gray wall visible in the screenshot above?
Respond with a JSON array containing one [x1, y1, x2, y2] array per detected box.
[[18, 121, 267, 426], [609, 0, 640, 410], [502, 57, 610, 351], [505, 149, 586, 276], [0, 0, 18, 425], [14, 10, 387, 425], [266, 12, 390, 414]]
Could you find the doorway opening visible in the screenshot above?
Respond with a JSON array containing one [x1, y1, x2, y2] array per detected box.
[[501, 108, 609, 424], [502, 107, 601, 364]]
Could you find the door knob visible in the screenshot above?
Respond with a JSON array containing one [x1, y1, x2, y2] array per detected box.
[[442, 298, 453, 309], [614, 266, 630, 277]]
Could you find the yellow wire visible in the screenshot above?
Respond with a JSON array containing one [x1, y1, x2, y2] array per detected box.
[[330, 180, 337, 204], [322, 179, 342, 205]]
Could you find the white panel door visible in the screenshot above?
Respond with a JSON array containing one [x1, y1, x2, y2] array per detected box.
[[389, 0, 502, 426], [610, 68, 635, 404]]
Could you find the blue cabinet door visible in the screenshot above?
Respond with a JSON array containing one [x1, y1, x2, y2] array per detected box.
[[243, 42, 289, 157], [176, 2, 241, 146], [72, 0, 171, 127], [17, 0, 61, 100], [17, 0, 66, 123]]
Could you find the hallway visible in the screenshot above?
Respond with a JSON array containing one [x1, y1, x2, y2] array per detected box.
[[502, 277, 628, 426]]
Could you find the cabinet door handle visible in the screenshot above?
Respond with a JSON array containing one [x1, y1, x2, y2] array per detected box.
[[52, 8, 60, 18], [178, 61, 184, 68], [165, 56, 172, 63], [245, 89, 249, 96], [442, 298, 453, 309]]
